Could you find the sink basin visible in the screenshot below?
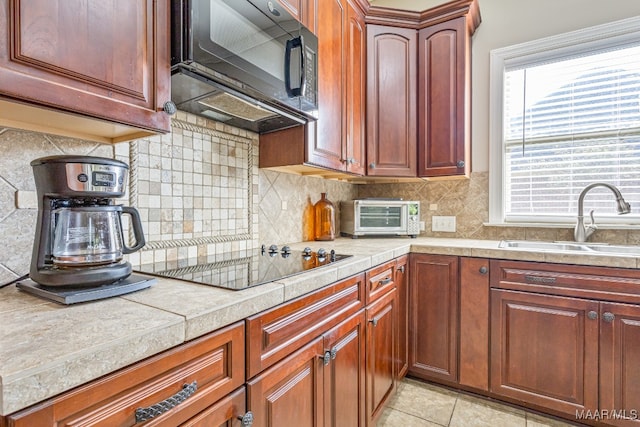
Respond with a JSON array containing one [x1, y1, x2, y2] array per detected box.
[[498, 240, 640, 256]]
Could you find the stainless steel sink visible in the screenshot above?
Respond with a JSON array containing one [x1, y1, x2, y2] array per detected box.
[[498, 240, 640, 256]]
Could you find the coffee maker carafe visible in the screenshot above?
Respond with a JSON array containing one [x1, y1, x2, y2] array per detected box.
[[30, 155, 145, 287]]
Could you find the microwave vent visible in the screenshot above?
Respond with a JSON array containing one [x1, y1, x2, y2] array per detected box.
[[197, 92, 277, 122]]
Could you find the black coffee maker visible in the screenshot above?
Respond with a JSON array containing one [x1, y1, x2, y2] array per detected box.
[[29, 155, 145, 287]]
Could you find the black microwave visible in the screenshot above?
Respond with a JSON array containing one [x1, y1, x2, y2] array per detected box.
[[170, 0, 318, 133]]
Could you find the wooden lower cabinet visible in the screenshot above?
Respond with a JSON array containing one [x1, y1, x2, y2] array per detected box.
[[247, 311, 367, 427], [181, 386, 248, 427], [408, 254, 458, 384], [4, 322, 245, 427], [323, 311, 367, 427], [490, 289, 599, 417], [247, 337, 325, 427], [598, 302, 640, 427], [365, 289, 396, 426], [395, 255, 409, 379], [458, 257, 490, 392]]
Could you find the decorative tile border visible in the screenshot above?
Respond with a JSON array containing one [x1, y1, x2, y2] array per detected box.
[[126, 117, 257, 261]]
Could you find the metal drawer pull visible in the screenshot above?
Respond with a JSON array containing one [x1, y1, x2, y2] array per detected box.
[[369, 317, 378, 327], [135, 381, 197, 423], [479, 266, 488, 275], [524, 275, 557, 284], [587, 311, 598, 320], [603, 312, 615, 323], [398, 265, 405, 273], [239, 411, 254, 426], [378, 277, 392, 286]]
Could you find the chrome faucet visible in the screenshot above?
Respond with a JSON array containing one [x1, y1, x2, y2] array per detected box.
[[574, 183, 631, 242]]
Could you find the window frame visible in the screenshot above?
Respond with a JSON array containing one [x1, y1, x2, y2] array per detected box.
[[488, 15, 640, 226]]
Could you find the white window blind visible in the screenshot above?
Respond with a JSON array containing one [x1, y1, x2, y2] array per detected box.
[[502, 42, 640, 223]]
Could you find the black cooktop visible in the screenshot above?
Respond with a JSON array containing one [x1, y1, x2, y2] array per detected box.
[[136, 245, 352, 290]]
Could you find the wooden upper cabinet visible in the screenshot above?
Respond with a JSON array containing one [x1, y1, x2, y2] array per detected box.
[[0, 0, 171, 143], [307, 0, 346, 171], [277, 0, 317, 34], [366, 25, 417, 177], [344, 1, 366, 175], [417, 16, 473, 178], [259, 0, 365, 176]]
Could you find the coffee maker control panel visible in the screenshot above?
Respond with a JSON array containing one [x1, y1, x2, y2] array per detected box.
[[65, 163, 127, 193]]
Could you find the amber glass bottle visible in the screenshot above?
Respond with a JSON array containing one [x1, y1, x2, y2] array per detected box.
[[314, 193, 335, 241]]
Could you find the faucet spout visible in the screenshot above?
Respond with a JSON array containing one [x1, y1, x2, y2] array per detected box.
[[574, 183, 631, 242]]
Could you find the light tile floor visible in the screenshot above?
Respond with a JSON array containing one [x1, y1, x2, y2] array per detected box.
[[379, 378, 583, 427]]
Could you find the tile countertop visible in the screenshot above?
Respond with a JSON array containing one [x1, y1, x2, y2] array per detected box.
[[2, 237, 640, 415]]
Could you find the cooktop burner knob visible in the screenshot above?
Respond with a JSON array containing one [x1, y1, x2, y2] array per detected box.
[[281, 245, 291, 254], [330, 249, 336, 262], [317, 248, 327, 259], [302, 247, 312, 256], [268, 244, 278, 257]]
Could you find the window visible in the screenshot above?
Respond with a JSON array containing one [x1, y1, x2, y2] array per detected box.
[[489, 16, 640, 225]]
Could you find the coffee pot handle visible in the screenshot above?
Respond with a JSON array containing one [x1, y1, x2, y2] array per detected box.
[[120, 206, 146, 254]]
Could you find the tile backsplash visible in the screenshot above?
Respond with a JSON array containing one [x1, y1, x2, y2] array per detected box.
[[2, 112, 639, 285]]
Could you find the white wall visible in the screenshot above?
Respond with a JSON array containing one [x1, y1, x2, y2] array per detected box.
[[471, 0, 640, 171]]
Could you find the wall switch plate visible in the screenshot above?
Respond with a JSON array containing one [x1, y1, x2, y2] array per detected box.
[[419, 221, 426, 231], [432, 216, 456, 232]]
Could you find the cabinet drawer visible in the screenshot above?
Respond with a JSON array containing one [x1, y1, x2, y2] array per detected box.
[[491, 259, 640, 304], [7, 322, 245, 427], [365, 260, 396, 304], [246, 273, 364, 378]]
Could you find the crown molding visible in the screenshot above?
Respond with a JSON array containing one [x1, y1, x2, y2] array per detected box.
[[365, 0, 481, 33]]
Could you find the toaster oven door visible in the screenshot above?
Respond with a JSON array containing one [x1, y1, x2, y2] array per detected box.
[[356, 204, 407, 233]]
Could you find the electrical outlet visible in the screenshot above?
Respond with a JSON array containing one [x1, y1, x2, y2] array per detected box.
[[281, 200, 288, 210], [419, 221, 426, 231], [432, 216, 456, 232]]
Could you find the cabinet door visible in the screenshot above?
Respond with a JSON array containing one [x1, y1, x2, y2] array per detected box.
[[180, 387, 248, 427], [307, 0, 346, 171], [459, 257, 489, 391], [490, 289, 599, 417], [600, 302, 640, 427], [344, 1, 366, 175], [395, 255, 409, 379], [365, 289, 396, 426], [366, 25, 417, 177], [417, 17, 470, 178], [323, 311, 366, 427], [247, 337, 325, 427], [408, 254, 458, 384], [0, 0, 171, 136]]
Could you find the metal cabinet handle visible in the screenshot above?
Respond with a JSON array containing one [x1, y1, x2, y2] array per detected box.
[[587, 311, 598, 320], [319, 351, 331, 366], [369, 317, 378, 327], [135, 381, 197, 423], [524, 275, 557, 284], [163, 101, 177, 116], [330, 348, 337, 360], [369, 162, 376, 169], [398, 265, 405, 273], [238, 411, 254, 426], [479, 266, 488, 275], [378, 277, 392, 286], [456, 160, 465, 168], [603, 312, 615, 323]]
